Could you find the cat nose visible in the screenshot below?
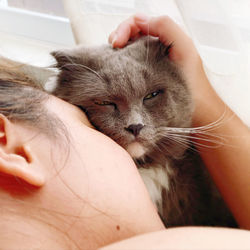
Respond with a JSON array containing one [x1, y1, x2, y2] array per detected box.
[[125, 123, 144, 137]]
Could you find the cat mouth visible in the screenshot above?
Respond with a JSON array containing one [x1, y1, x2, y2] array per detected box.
[[126, 142, 146, 159]]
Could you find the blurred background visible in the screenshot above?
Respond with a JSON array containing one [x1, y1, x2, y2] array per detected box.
[[0, 0, 249, 125]]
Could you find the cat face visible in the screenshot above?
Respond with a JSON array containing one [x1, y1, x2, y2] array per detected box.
[[52, 37, 193, 159]]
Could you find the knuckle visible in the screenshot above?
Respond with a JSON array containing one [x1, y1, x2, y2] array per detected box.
[[156, 15, 172, 28]]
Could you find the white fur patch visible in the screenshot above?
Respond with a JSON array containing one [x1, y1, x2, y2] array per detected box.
[[139, 163, 171, 214], [126, 142, 146, 158], [44, 75, 58, 92]]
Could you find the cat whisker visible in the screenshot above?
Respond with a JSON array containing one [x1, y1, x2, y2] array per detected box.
[[166, 135, 190, 147], [157, 130, 228, 148], [61, 63, 105, 82], [151, 138, 174, 156], [53, 52, 105, 82], [146, 35, 150, 66], [167, 132, 228, 144], [159, 135, 199, 154], [171, 135, 223, 149], [156, 107, 231, 135]]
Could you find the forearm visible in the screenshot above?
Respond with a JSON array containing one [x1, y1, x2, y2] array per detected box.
[[192, 75, 250, 229], [100, 227, 250, 250]]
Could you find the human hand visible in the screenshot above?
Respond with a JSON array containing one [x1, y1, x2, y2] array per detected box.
[[109, 14, 220, 126], [109, 14, 197, 65]]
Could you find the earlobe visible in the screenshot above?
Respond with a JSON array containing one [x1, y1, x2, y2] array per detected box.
[[0, 117, 7, 145], [0, 115, 45, 187]]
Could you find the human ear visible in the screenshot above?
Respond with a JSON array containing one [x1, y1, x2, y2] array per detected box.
[[0, 115, 45, 187]]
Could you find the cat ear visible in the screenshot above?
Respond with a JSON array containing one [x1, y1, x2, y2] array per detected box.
[[140, 37, 173, 61], [156, 41, 173, 59], [51, 50, 79, 69], [163, 43, 173, 57]]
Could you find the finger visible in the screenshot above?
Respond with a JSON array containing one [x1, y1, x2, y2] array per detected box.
[[108, 30, 116, 44], [108, 16, 141, 48]]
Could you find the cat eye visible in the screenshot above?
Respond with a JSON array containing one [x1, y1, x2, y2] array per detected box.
[[95, 100, 112, 105], [94, 100, 117, 109], [143, 90, 163, 101]]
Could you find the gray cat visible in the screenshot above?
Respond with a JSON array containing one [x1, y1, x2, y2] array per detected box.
[[51, 37, 236, 227]]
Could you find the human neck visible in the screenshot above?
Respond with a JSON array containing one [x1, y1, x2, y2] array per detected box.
[[0, 182, 79, 250], [0, 209, 77, 250]]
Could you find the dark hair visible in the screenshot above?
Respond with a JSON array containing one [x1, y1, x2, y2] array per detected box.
[[0, 58, 64, 139]]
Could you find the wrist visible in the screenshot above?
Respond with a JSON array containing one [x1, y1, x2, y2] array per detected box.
[[191, 74, 229, 128]]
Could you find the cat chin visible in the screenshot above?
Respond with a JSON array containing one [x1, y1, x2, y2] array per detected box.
[[126, 142, 146, 159]]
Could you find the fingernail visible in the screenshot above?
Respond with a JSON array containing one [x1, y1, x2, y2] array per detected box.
[[134, 13, 149, 23], [111, 33, 118, 47]]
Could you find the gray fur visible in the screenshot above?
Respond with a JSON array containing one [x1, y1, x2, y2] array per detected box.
[[52, 37, 236, 227]]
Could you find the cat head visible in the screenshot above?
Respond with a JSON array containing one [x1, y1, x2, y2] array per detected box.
[[52, 37, 193, 160]]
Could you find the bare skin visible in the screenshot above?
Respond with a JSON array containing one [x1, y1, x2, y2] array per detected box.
[[1, 14, 249, 250], [0, 96, 164, 250], [109, 14, 250, 229], [100, 227, 250, 250]]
